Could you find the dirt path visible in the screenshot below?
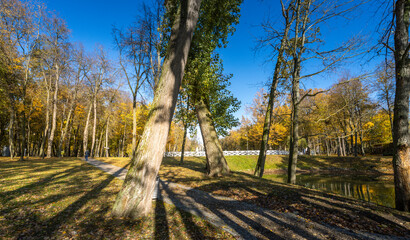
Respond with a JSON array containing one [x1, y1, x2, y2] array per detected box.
[[84, 158, 408, 240]]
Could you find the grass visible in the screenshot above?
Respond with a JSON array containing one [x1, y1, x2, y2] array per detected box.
[[98, 154, 395, 174], [0, 157, 234, 239], [96, 155, 410, 237]]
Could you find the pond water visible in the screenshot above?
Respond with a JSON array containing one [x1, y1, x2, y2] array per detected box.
[[264, 174, 395, 208]]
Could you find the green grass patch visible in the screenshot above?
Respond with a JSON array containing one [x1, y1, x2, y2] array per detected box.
[[0, 157, 234, 239]]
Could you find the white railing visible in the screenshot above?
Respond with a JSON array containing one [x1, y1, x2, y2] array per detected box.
[[164, 150, 289, 157]]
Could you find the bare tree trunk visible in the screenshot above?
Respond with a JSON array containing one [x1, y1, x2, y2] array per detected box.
[[325, 137, 330, 156], [360, 130, 365, 155], [83, 104, 92, 156], [392, 0, 410, 212], [39, 88, 50, 157], [132, 98, 137, 156], [46, 65, 60, 158], [19, 92, 27, 161], [354, 130, 358, 157], [180, 124, 188, 164], [112, 0, 202, 218], [121, 122, 127, 157], [196, 98, 230, 176], [337, 136, 341, 157], [287, 0, 307, 185], [58, 95, 76, 157], [97, 130, 103, 157], [91, 95, 97, 157], [255, 17, 290, 176], [288, 73, 300, 184], [8, 104, 15, 159], [105, 117, 110, 157]]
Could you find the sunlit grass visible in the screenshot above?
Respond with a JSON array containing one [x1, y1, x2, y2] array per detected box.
[[96, 155, 409, 237], [0, 157, 234, 239]]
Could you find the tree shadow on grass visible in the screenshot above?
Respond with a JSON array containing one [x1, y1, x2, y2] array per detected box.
[[15, 165, 123, 239], [183, 183, 321, 240], [193, 171, 410, 237], [154, 198, 170, 240], [0, 165, 83, 204]]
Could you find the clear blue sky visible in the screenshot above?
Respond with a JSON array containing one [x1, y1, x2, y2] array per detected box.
[[46, 0, 382, 119]]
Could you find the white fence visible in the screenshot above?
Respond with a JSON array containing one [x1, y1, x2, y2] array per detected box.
[[164, 150, 289, 157]]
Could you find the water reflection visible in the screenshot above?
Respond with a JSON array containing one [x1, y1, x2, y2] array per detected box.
[[264, 174, 395, 208]]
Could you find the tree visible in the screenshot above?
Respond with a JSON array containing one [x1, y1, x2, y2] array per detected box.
[[113, 18, 150, 157], [373, 61, 395, 134], [112, 0, 202, 218], [254, 0, 295, 177], [174, 85, 196, 164], [392, 0, 410, 212], [43, 15, 70, 158], [182, 0, 242, 176], [284, 0, 362, 184]]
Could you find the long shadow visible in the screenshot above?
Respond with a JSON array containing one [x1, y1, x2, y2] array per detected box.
[[17, 167, 121, 239], [159, 180, 211, 239], [154, 197, 170, 240], [302, 194, 410, 236], [0, 165, 82, 203], [220, 172, 410, 237], [185, 183, 322, 240]]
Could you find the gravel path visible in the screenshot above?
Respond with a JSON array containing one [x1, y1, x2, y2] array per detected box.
[[84, 158, 409, 240]]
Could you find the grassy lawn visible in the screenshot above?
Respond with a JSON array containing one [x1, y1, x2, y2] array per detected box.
[[0, 157, 234, 239], [96, 155, 410, 237]]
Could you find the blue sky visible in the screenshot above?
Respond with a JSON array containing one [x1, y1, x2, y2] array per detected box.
[[45, 0, 383, 119]]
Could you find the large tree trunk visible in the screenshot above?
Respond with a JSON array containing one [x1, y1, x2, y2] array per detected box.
[[112, 0, 202, 218], [83, 104, 92, 156], [196, 98, 230, 176], [392, 0, 410, 212], [46, 65, 59, 158]]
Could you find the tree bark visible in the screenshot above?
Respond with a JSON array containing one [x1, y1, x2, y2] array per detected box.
[[8, 103, 15, 159], [255, 4, 293, 177], [288, 72, 300, 184], [91, 95, 97, 157], [112, 0, 202, 218], [83, 104, 92, 156], [39, 82, 50, 158], [288, 0, 309, 184], [132, 98, 137, 156], [196, 98, 230, 176], [180, 124, 188, 164], [46, 64, 59, 158], [58, 93, 76, 157], [392, 0, 410, 212], [105, 118, 110, 157]]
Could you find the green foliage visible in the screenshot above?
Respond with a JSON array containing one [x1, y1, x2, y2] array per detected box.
[[177, 0, 243, 136]]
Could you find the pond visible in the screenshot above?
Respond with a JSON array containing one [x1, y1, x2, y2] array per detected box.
[[264, 174, 395, 208]]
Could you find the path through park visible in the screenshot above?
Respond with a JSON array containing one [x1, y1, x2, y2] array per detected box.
[[84, 158, 408, 240]]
